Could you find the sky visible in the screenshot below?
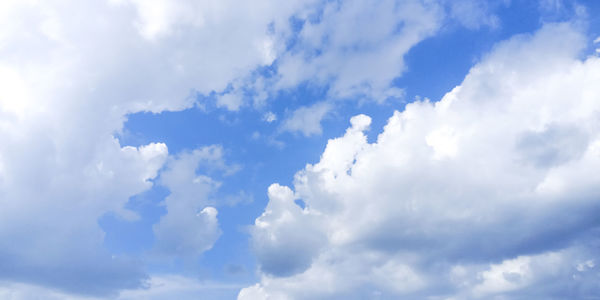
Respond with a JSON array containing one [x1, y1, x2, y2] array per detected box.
[[1, 0, 600, 299]]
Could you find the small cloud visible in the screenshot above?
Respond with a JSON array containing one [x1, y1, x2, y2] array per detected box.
[[262, 111, 277, 123], [217, 92, 243, 111], [280, 102, 332, 137]]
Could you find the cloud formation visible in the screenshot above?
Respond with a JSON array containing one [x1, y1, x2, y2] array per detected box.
[[242, 23, 600, 299], [152, 146, 230, 258], [0, 0, 296, 295], [2, 0, 596, 298], [0, 0, 452, 295]]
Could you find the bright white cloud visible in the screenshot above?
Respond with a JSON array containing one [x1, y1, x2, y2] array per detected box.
[[0, 0, 307, 296], [241, 23, 600, 299], [0, 0, 586, 298]]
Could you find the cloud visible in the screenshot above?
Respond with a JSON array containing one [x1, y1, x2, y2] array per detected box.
[[217, 92, 245, 111], [0, 0, 588, 298], [0, 0, 301, 295], [280, 102, 332, 136], [152, 146, 231, 258], [241, 23, 600, 299], [269, 0, 443, 103]]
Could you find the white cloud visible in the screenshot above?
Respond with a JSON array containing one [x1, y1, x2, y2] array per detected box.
[[270, 0, 443, 103], [152, 146, 229, 258], [0, 0, 586, 298], [280, 102, 332, 136], [217, 92, 244, 111], [241, 23, 600, 299], [0, 0, 306, 296]]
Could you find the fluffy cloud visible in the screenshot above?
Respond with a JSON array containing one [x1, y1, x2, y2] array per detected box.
[[153, 146, 232, 258], [0, 0, 452, 295], [0, 0, 303, 296], [1, 0, 584, 298], [242, 23, 600, 299]]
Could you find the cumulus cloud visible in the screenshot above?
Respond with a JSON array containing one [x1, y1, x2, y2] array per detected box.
[[0, 0, 303, 296], [153, 146, 230, 258], [0, 0, 583, 298], [241, 23, 600, 299]]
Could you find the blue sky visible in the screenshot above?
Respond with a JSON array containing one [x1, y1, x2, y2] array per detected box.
[[1, 0, 600, 299]]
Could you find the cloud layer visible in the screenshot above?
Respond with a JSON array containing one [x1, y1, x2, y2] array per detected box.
[[242, 23, 600, 299]]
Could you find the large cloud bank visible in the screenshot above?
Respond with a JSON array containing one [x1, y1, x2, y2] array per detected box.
[[0, 0, 455, 296], [242, 23, 600, 299], [0, 0, 300, 295]]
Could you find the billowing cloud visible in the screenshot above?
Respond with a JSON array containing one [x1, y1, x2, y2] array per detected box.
[[242, 23, 600, 299], [0, 0, 305, 295], [0, 0, 451, 295], [0, 0, 582, 298]]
